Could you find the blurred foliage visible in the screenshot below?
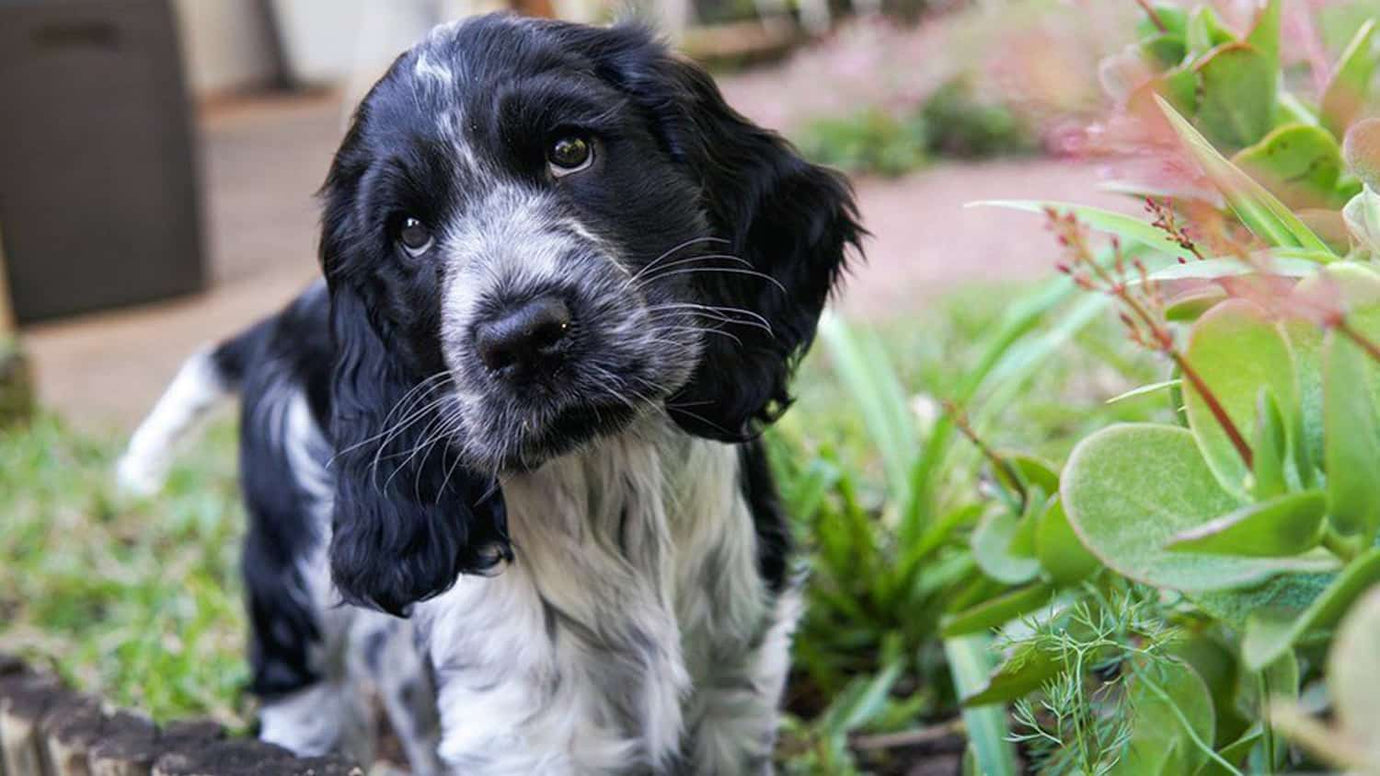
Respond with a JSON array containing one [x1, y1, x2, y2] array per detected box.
[[0, 415, 250, 729], [920, 78, 1035, 160], [794, 108, 931, 178], [795, 77, 1034, 176]]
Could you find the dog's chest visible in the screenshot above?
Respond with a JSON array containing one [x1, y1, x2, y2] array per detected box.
[[414, 424, 772, 771]]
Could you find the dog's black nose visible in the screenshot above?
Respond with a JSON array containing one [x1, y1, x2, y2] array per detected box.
[[475, 296, 572, 378]]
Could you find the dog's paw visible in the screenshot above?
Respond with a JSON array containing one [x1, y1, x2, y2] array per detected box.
[[115, 448, 168, 498]]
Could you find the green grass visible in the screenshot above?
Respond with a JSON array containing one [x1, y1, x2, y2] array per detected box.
[[0, 414, 249, 727], [0, 282, 1166, 756]]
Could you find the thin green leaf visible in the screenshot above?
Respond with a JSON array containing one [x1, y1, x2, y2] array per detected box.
[[1320, 20, 1377, 138], [971, 200, 1198, 261], [818, 314, 917, 509], [941, 582, 1056, 638], [962, 640, 1060, 707], [1106, 379, 1182, 405], [1140, 254, 1326, 285], [1156, 95, 1336, 255], [1165, 491, 1326, 557], [1251, 388, 1288, 501], [1323, 329, 1380, 539], [945, 635, 1019, 776]]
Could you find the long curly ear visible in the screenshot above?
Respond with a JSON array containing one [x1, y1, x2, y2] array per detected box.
[[327, 286, 509, 616], [586, 27, 864, 440]]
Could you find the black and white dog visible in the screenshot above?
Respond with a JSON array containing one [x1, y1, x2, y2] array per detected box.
[[119, 14, 860, 774]]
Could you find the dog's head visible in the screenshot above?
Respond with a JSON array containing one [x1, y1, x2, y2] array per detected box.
[[323, 15, 862, 614]]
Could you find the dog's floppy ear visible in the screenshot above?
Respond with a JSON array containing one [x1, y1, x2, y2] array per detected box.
[[590, 26, 864, 440], [325, 283, 510, 617]]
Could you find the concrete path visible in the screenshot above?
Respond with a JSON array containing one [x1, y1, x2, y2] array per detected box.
[[20, 94, 1132, 430]]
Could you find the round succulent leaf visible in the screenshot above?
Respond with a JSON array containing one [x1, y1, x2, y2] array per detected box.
[[1344, 187, 1380, 254], [1186, 6, 1235, 57], [994, 452, 1060, 498], [1321, 20, 1376, 139], [1345, 118, 1380, 191], [1183, 299, 1298, 499], [1165, 285, 1228, 323], [1323, 328, 1380, 538], [1137, 4, 1188, 40], [1165, 490, 1326, 558], [1251, 387, 1288, 500], [1116, 659, 1217, 775], [1155, 64, 1200, 118], [1243, 548, 1380, 670], [1035, 498, 1100, 586], [1062, 424, 1335, 592], [1194, 43, 1276, 152], [1282, 263, 1380, 474], [1232, 124, 1346, 210], [971, 507, 1041, 585], [1142, 34, 1188, 70], [1330, 586, 1380, 759], [1171, 633, 1253, 746]]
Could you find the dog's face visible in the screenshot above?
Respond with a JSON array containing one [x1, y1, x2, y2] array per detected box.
[[327, 18, 718, 471], [322, 15, 861, 614]]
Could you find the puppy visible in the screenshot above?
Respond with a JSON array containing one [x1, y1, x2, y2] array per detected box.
[[120, 14, 861, 774]]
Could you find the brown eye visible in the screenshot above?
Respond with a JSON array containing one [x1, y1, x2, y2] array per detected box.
[[398, 217, 433, 256], [547, 136, 593, 176]]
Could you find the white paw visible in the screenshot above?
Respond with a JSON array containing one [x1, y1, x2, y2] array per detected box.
[[115, 449, 167, 498]]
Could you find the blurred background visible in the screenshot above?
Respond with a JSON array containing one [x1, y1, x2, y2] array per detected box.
[[0, 0, 1159, 429]]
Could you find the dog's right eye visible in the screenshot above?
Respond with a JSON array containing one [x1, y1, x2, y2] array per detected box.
[[397, 217, 434, 257]]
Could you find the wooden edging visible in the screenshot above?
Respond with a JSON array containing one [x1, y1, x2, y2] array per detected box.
[[0, 655, 360, 776]]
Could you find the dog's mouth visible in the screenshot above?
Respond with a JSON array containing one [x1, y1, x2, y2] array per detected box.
[[453, 387, 654, 473], [507, 399, 642, 471]]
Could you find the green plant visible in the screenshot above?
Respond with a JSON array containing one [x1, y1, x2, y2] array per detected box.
[[0, 415, 249, 727], [793, 77, 1033, 177], [794, 108, 929, 177], [920, 78, 1034, 160], [936, 2, 1380, 771]]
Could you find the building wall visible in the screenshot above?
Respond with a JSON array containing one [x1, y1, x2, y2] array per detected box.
[[172, 0, 280, 96], [170, 0, 607, 99]]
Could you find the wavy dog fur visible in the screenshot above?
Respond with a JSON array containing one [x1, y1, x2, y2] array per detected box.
[[121, 14, 861, 774]]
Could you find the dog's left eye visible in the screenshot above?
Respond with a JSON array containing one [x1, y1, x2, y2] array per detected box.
[[547, 136, 593, 177], [397, 217, 434, 257]]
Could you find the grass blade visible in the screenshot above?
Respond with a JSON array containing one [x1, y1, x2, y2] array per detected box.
[[818, 313, 918, 510], [972, 200, 1199, 262], [945, 634, 1019, 776]]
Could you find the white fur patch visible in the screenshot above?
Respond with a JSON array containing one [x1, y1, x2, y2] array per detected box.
[[413, 418, 799, 774], [413, 51, 454, 87], [117, 347, 229, 496]]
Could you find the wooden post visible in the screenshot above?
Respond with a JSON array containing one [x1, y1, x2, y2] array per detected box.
[[0, 223, 15, 336], [87, 711, 158, 776], [0, 672, 65, 776], [41, 694, 106, 776], [0, 224, 32, 426]]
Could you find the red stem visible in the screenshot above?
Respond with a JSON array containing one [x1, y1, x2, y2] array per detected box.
[[1173, 353, 1254, 469], [1135, 0, 1168, 33], [1336, 320, 1380, 366]]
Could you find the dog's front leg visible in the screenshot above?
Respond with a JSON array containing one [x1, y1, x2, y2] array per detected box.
[[417, 580, 648, 775]]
